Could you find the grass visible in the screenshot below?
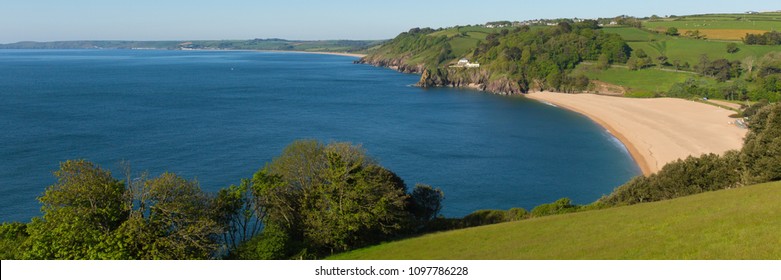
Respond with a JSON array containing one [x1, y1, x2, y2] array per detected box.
[[331, 181, 781, 259], [575, 64, 699, 96], [628, 38, 781, 65], [642, 13, 781, 40], [602, 27, 666, 42]]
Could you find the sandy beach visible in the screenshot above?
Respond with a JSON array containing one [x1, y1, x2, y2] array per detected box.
[[525, 92, 747, 175], [265, 50, 366, 58]]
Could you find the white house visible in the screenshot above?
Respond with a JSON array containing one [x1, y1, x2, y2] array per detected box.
[[453, 58, 479, 68]]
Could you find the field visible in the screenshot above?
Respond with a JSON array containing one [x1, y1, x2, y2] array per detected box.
[[627, 38, 780, 66], [575, 65, 699, 96], [643, 13, 781, 40], [602, 27, 666, 42], [331, 181, 781, 260]]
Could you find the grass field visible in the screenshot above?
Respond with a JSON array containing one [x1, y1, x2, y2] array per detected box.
[[331, 181, 781, 260], [575, 65, 699, 96], [643, 13, 781, 40], [602, 27, 666, 42], [627, 37, 781, 66]]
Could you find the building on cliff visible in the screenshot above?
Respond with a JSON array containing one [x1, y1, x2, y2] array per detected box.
[[452, 58, 479, 68]]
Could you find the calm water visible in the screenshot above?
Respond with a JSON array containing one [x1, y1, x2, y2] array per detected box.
[[0, 49, 640, 221]]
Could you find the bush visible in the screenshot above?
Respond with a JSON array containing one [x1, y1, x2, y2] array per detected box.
[[462, 210, 509, 227], [0, 222, 29, 260], [531, 198, 578, 217], [234, 224, 292, 260]]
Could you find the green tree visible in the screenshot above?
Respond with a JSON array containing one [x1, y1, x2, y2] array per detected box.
[[726, 43, 740, 54], [741, 103, 781, 184], [255, 140, 418, 257], [597, 53, 610, 70], [214, 179, 264, 253], [665, 27, 679, 36], [531, 198, 578, 217], [0, 222, 29, 259], [24, 160, 127, 259], [408, 184, 445, 225]]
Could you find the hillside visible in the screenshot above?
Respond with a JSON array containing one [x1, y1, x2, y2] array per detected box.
[[331, 180, 781, 260], [359, 13, 781, 99]]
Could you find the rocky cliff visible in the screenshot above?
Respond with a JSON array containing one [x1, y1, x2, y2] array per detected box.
[[357, 56, 526, 95]]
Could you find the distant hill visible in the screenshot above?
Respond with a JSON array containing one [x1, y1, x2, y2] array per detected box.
[[0, 39, 384, 53], [357, 12, 781, 99], [332, 180, 781, 259]]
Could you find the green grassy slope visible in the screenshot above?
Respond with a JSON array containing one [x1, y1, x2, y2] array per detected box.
[[642, 13, 781, 40], [576, 65, 699, 96], [332, 181, 781, 260]]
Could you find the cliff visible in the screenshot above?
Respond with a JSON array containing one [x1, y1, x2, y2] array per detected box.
[[356, 55, 425, 74], [358, 56, 526, 95]]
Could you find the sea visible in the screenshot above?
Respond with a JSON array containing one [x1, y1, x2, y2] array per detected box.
[[0, 49, 640, 222]]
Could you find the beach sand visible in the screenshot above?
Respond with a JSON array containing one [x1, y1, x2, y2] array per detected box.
[[265, 50, 366, 58], [525, 92, 747, 175]]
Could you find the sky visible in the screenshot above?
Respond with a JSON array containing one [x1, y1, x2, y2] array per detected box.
[[1, 0, 779, 43]]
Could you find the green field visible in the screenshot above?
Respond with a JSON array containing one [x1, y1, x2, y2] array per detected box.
[[576, 65, 699, 96], [602, 27, 666, 42], [642, 13, 781, 40], [628, 38, 780, 65], [332, 181, 781, 259]]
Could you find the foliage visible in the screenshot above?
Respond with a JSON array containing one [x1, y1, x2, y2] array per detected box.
[[726, 43, 740, 54], [24, 160, 127, 259], [233, 223, 293, 260], [250, 140, 429, 258], [741, 103, 781, 184], [743, 31, 781, 45], [459, 207, 530, 228], [599, 152, 741, 206], [213, 179, 264, 253], [16, 160, 226, 260], [665, 27, 679, 36], [0, 222, 29, 259], [408, 184, 445, 226], [530, 198, 579, 217]]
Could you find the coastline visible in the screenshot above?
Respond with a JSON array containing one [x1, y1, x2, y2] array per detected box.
[[263, 50, 366, 58], [525, 92, 747, 175]]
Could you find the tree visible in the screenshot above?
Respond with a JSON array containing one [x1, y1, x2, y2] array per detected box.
[[408, 184, 444, 226], [256, 140, 419, 257], [726, 43, 740, 54], [657, 55, 669, 66], [597, 53, 610, 70], [23, 160, 227, 259], [121, 172, 223, 259], [214, 178, 264, 254], [665, 27, 679, 36], [24, 160, 127, 259], [685, 30, 706, 39], [0, 222, 29, 259], [634, 48, 648, 58]]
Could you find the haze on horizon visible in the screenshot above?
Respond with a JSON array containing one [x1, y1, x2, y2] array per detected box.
[[1, 0, 778, 44]]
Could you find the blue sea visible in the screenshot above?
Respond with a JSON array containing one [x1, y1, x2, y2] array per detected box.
[[0, 49, 640, 221]]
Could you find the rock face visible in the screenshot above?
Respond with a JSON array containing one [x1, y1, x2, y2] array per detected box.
[[418, 68, 525, 95], [358, 55, 526, 96], [356, 56, 425, 74]]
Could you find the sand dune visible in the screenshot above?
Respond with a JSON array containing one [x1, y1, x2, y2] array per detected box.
[[525, 92, 747, 175]]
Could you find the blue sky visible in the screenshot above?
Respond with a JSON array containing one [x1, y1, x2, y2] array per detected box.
[[1, 0, 778, 43]]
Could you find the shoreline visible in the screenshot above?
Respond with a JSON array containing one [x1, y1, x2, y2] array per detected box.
[[525, 92, 746, 176], [527, 93, 651, 175], [261, 50, 366, 58]]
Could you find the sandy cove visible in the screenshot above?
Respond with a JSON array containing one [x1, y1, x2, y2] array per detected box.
[[525, 92, 747, 175], [264, 50, 366, 58]]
